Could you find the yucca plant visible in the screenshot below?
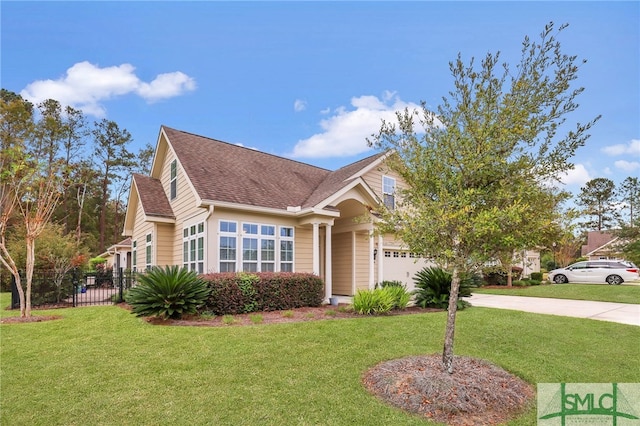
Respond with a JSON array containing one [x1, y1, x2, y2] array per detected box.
[[125, 266, 210, 320], [413, 266, 472, 310]]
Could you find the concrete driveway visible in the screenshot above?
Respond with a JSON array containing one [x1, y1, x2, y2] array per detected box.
[[470, 293, 640, 326]]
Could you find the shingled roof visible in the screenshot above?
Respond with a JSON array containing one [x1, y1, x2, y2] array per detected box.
[[132, 173, 175, 219], [162, 126, 385, 210]]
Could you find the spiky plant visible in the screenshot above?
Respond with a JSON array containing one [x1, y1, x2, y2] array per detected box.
[[413, 267, 472, 310], [125, 266, 210, 320]]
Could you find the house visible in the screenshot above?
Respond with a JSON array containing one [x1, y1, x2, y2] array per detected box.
[[581, 231, 623, 261], [122, 126, 434, 301], [98, 237, 132, 272]]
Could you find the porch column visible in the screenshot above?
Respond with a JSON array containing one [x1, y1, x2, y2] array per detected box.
[[369, 232, 375, 289], [377, 234, 384, 284], [325, 224, 332, 301], [312, 222, 320, 275]]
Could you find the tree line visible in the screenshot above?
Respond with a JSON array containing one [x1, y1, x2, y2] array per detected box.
[[1, 89, 152, 316]]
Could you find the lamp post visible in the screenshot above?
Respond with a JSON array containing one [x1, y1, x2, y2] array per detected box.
[[552, 242, 557, 267]]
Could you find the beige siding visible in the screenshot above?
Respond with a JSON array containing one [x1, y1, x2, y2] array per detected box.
[[361, 162, 406, 201], [131, 198, 153, 270], [156, 223, 174, 267], [332, 232, 352, 295], [294, 225, 313, 272], [159, 142, 201, 266]]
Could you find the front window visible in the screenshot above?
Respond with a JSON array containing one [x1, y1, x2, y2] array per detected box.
[[132, 240, 137, 272], [219, 221, 237, 272], [382, 176, 396, 210], [183, 222, 205, 273], [280, 226, 294, 272], [219, 220, 293, 273]]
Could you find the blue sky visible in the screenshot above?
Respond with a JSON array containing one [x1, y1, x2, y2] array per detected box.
[[2, 1, 638, 196]]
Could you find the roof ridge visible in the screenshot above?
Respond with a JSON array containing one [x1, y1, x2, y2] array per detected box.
[[162, 125, 331, 172]]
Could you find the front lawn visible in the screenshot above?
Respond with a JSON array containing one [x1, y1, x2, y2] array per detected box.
[[473, 283, 640, 304], [1, 293, 639, 425]]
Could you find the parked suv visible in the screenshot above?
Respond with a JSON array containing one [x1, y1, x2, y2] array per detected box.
[[548, 260, 639, 285]]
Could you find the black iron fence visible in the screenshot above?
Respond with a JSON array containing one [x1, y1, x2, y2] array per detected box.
[[9, 268, 136, 309]]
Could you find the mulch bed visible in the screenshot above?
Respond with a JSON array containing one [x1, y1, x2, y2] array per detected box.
[[144, 304, 441, 327], [0, 315, 63, 324], [363, 354, 535, 425]]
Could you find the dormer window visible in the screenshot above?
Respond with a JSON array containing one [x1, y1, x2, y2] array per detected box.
[[382, 175, 396, 210], [170, 159, 177, 200]]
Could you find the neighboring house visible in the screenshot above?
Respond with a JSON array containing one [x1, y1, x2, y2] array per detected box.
[[123, 126, 434, 300], [99, 237, 133, 272], [581, 231, 623, 261]]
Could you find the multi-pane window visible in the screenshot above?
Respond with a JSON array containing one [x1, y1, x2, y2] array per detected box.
[[132, 240, 137, 272], [280, 226, 294, 272], [382, 176, 396, 210], [170, 160, 177, 200], [145, 233, 152, 270], [219, 220, 293, 273], [219, 221, 237, 272], [183, 222, 205, 273], [261, 225, 275, 272]]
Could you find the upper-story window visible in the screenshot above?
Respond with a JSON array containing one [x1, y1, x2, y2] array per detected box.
[[145, 233, 152, 271], [170, 160, 177, 200], [382, 175, 396, 210]]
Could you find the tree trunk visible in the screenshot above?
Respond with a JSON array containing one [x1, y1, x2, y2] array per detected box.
[[442, 265, 460, 374], [24, 234, 36, 317]]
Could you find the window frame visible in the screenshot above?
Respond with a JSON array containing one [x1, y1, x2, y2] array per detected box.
[[382, 175, 396, 210], [170, 159, 177, 200]]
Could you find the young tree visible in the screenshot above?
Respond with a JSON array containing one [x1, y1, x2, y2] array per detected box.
[[577, 177, 618, 230], [369, 22, 598, 373], [0, 90, 34, 316], [92, 119, 135, 253]]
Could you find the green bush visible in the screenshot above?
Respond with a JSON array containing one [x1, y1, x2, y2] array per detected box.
[[413, 267, 472, 310], [353, 288, 395, 315], [383, 285, 411, 310], [376, 280, 404, 288], [202, 272, 324, 315], [530, 272, 543, 281], [512, 280, 529, 287], [125, 266, 209, 320]]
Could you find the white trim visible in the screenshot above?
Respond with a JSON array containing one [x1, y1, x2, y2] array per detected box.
[[312, 222, 320, 275], [325, 224, 332, 301]]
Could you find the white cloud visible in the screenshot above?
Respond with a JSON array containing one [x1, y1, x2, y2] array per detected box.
[[290, 93, 421, 158], [20, 61, 196, 117], [614, 160, 640, 172], [294, 99, 307, 112], [559, 164, 592, 186], [601, 139, 640, 156]]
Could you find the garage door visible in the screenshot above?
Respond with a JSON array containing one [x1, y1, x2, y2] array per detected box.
[[382, 250, 433, 292]]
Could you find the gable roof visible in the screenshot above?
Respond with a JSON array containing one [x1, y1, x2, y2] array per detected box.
[[132, 173, 175, 219], [161, 126, 387, 211], [581, 231, 616, 257]]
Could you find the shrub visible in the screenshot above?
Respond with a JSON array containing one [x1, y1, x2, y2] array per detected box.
[[413, 267, 472, 310], [202, 272, 324, 315], [482, 265, 523, 286], [383, 285, 411, 310], [125, 266, 210, 320], [353, 288, 395, 315], [530, 272, 543, 281], [376, 280, 404, 288], [512, 280, 529, 287]]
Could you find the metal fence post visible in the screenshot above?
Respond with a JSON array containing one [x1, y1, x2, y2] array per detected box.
[[118, 267, 124, 303]]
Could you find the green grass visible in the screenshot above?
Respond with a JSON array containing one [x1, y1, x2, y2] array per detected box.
[[1, 292, 639, 425], [473, 283, 640, 304]]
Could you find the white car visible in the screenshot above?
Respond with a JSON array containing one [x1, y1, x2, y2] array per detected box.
[[548, 260, 640, 285]]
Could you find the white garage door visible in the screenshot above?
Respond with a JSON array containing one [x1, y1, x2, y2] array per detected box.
[[382, 250, 433, 292]]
